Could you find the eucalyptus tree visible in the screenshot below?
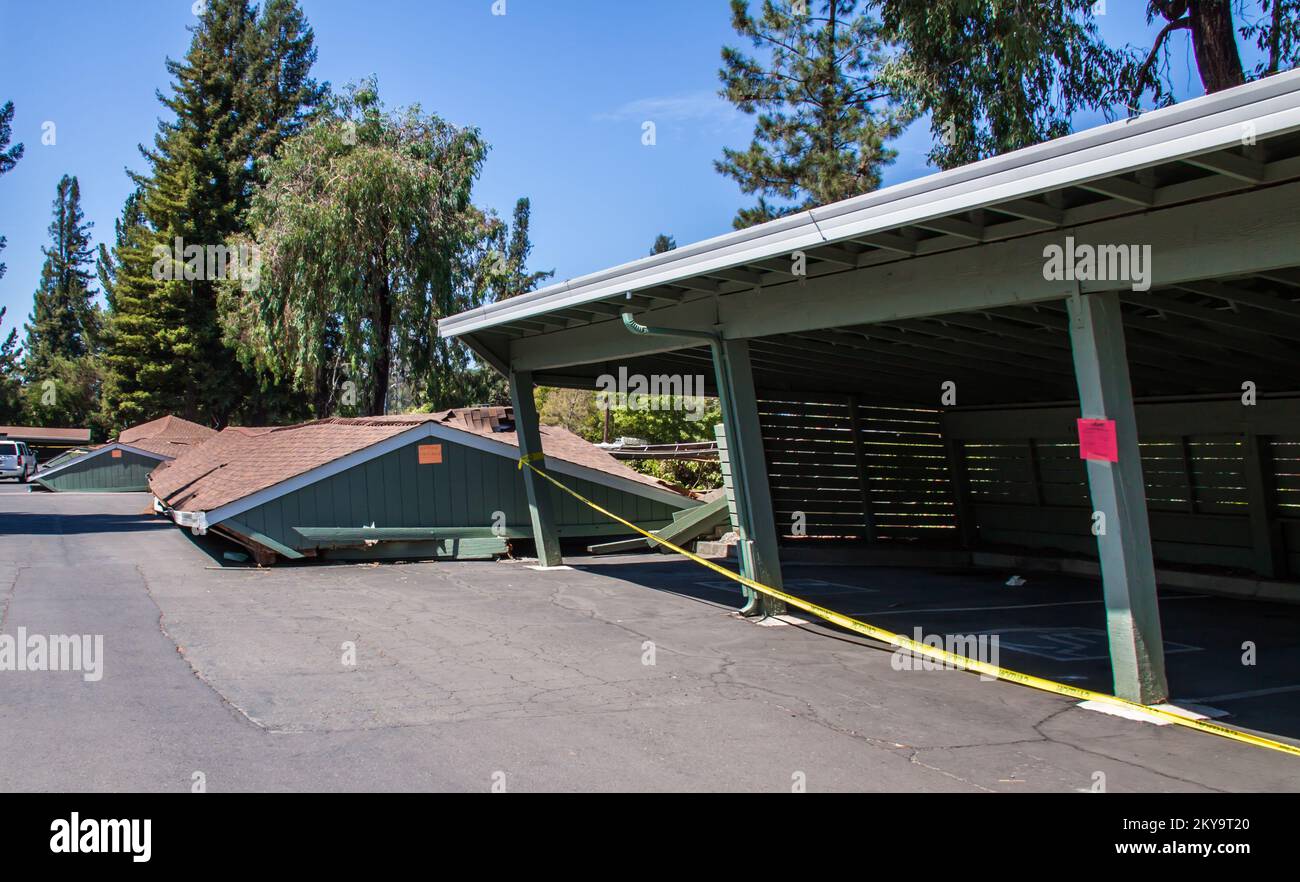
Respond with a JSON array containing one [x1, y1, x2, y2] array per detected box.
[[878, 0, 1300, 170]]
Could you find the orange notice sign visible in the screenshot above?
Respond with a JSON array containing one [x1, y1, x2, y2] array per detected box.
[[418, 444, 443, 465], [111, 449, 122, 459], [1077, 419, 1118, 462]]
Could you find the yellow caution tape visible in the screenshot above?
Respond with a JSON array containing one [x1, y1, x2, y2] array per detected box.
[[517, 451, 545, 470], [520, 458, 1300, 759]]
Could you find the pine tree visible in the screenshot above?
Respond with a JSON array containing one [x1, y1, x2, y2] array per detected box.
[[98, 190, 184, 428], [0, 308, 22, 423], [22, 176, 104, 428], [650, 234, 677, 255], [493, 198, 554, 301], [717, 0, 908, 228], [0, 101, 25, 422], [1, 100, 25, 298], [100, 0, 324, 429], [24, 176, 99, 376], [96, 188, 143, 313]]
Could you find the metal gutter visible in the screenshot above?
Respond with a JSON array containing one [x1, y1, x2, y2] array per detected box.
[[438, 69, 1300, 340]]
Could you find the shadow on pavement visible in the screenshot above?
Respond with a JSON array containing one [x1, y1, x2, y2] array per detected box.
[[0, 510, 172, 536], [570, 553, 1300, 742]]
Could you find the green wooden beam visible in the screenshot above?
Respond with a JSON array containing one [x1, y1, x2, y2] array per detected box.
[[1067, 290, 1169, 705], [506, 182, 1300, 373], [509, 368, 563, 567], [719, 339, 786, 616], [221, 519, 306, 560]]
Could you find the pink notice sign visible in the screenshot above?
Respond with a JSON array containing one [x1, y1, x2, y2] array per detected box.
[[1077, 419, 1119, 462]]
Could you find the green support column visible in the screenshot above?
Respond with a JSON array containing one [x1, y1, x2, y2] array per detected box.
[[509, 369, 563, 567], [1067, 291, 1169, 704], [718, 339, 786, 617]]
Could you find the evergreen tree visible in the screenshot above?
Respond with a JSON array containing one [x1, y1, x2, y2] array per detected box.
[[0, 101, 25, 422], [0, 100, 25, 301], [717, 0, 908, 228], [98, 188, 186, 429], [96, 188, 143, 313], [0, 308, 21, 423], [24, 176, 99, 376], [101, 0, 324, 429], [22, 176, 104, 428], [650, 234, 677, 255], [492, 197, 554, 301]]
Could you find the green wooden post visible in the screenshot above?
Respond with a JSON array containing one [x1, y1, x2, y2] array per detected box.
[[509, 369, 563, 567], [719, 339, 786, 616], [1067, 291, 1169, 704]]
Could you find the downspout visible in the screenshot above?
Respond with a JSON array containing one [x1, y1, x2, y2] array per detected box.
[[620, 311, 761, 615]]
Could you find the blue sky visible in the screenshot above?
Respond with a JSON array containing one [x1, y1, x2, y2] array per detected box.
[[0, 0, 1244, 331]]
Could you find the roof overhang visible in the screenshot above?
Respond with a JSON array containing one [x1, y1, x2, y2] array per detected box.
[[439, 70, 1300, 407], [0, 426, 92, 444]]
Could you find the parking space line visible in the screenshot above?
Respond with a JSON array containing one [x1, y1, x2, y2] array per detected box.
[[1189, 684, 1300, 703], [838, 595, 1208, 618]]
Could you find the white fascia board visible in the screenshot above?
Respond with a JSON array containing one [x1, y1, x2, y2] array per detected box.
[[188, 422, 694, 530], [35, 442, 169, 481], [438, 70, 1300, 340]]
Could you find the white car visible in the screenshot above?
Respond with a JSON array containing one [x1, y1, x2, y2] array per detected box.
[[0, 440, 37, 483]]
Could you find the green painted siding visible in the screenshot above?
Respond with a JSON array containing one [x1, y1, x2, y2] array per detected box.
[[231, 436, 692, 554], [36, 448, 164, 492]]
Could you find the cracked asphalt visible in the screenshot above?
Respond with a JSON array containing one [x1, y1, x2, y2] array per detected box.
[[1, 486, 1296, 792]]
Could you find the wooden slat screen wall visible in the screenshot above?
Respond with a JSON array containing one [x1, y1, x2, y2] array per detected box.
[[757, 398, 956, 539], [1274, 437, 1300, 576], [947, 400, 1300, 580]]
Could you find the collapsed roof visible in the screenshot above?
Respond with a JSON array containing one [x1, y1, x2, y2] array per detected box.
[[117, 415, 218, 458], [150, 407, 688, 533], [33, 415, 218, 491]]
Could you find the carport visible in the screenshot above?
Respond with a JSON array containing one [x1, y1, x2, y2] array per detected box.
[[438, 71, 1300, 705]]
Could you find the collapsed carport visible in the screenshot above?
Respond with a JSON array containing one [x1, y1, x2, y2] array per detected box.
[[438, 71, 1300, 707]]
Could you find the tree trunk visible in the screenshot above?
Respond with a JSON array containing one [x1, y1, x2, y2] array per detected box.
[[1189, 0, 1245, 93], [370, 273, 392, 417]]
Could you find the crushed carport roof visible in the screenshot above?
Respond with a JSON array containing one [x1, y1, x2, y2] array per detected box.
[[34, 414, 219, 485], [150, 408, 685, 520], [117, 415, 217, 458]]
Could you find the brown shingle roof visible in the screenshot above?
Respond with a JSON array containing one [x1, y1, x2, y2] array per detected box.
[[119, 415, 219, 459], [150, 408, 682, 515]]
